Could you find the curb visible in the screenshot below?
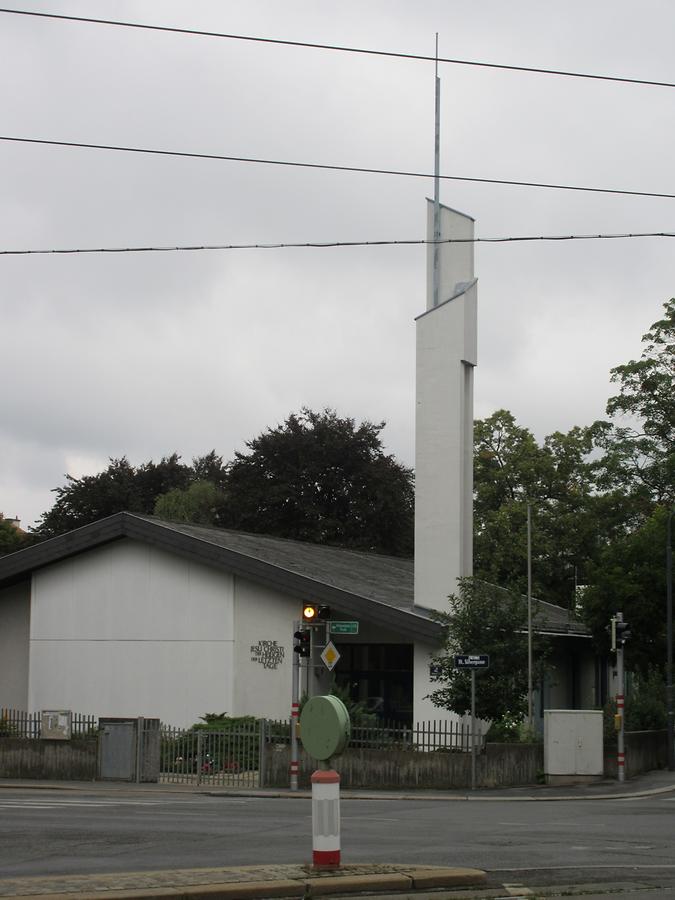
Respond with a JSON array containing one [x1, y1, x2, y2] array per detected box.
[[1, 780, 674, 802], [204, 784, 675, 802], [0, 865, 487, 899]]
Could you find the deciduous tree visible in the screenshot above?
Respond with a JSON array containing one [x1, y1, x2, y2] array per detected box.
[[222, 408, 414, 556], [428, 578, 549, 724]]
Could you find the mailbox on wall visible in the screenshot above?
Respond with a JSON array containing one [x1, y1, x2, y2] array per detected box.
[[40, 710, 72, 740]]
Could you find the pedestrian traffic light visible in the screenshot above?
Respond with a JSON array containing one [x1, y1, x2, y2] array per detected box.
[[293, 629, 311, 658]]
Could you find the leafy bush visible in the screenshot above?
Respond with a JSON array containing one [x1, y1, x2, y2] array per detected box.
[[485, 717, 522, 743], [604, 668, 666, 745]]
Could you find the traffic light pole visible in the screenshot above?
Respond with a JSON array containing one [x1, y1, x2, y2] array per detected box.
[[290, 620, 300, 791], [667, 506, 674, 771], [615, 612, 626, 783]]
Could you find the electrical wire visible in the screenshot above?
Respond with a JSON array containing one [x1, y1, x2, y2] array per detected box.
[[0, 7, 673, 90], [2, 232, 674, 256], [2, 135, 674, 202]]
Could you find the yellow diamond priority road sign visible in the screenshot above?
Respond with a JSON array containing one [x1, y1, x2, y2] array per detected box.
[[320, 640, 341, 672]]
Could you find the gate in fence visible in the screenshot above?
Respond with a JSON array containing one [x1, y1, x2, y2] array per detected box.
[[159, 720, 287, 789]]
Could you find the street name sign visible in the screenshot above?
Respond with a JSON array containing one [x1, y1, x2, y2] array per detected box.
[[329, 621, 359, 635], [454, 654, 489, 669]]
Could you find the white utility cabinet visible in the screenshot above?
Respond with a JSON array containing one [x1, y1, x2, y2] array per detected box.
[[544, 710, 603, 783]]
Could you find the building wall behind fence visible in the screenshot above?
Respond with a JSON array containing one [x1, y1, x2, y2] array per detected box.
[[0, 738, 97, 780], [29, 541, 236, 728], [265, 742, 543, 790]]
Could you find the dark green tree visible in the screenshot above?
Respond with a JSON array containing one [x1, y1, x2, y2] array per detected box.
[[35, 455, 193, 537], [222, 408, 414, 556], [0, 514, 32, 556], [473, 410, 611, 609], [428, 578, 549, 725], [154, 480, 224, 526], [580, 506, 670, 677], [579, 300, 674, 668], [599, 297, 674, 506]]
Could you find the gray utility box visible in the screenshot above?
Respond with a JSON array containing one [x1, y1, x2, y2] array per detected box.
[[544, 710, 603, 785], [98, 717, 160, 782]]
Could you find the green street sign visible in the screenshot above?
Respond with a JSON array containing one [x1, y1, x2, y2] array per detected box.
[[329, 621, 359, 635]]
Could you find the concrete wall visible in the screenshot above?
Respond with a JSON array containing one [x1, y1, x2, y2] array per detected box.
[[414, 203, 477, 613], [0, 738, 97, 780], [266, 742, 542, 790], [604, 730, 668, 779], [426, 201, 475, 309], [0, 581, 31, 710], [28, 540, 236, 727]]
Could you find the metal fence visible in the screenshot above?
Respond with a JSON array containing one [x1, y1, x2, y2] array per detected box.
[[159, 719, 288, 788], [0, 708, 97, 739], [158, 717, 479, 788], [348, 718, 479, 752]]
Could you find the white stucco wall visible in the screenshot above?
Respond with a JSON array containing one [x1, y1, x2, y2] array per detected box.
[[413, 640, 457, 724], [28, 540, 235, 727], [414, 281, 476, 612], [0, 581, 31, 710], [415, 203, 476, 614], [232, 577, 298, 721]]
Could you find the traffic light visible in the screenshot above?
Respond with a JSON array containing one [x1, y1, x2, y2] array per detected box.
[[293, 629, 311, 658], [302, 604, 330, 624], [608, 616, 632, 651], [302, 604, 318, 624], [615, 620, 631, 645]]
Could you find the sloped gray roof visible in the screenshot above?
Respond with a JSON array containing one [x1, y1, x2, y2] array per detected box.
[[0, 512, 590, 641], [140, 516, 415, 610]]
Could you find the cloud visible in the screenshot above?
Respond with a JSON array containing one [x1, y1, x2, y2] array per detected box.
[[1, 0, 672, 527]]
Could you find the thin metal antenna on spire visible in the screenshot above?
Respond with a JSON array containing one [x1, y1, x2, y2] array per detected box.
[[432, 33, 441, 307]]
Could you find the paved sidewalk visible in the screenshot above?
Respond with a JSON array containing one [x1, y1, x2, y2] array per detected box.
[[0, 863, 487, 899], [1, 767, 674, 801]]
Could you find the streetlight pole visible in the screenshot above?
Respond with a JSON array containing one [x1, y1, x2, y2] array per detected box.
[[667, 506, 674, 771], [527, 502, 533, 729]]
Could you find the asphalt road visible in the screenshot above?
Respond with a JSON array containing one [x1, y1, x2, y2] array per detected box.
[[1, 789, 675, 894]]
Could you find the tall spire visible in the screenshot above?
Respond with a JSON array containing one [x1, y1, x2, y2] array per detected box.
[[432, 33, 441, 308]]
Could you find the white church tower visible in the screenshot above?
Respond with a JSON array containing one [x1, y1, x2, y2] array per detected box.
[[414, 200, 477, 613]]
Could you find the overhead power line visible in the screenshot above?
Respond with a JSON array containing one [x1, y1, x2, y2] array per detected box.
[[2, 135, 674, 202], [1, 7, 674, 91], [2, 232, 674, 256]]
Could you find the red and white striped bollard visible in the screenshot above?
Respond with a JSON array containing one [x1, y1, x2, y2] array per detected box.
[[311, 768, 340, 867]]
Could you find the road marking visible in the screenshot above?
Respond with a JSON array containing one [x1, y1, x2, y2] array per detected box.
[[341, 816, 400, 822], [503, 884, 534, 896], [0, 799, 165, 809]]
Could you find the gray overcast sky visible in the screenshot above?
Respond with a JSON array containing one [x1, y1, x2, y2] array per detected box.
[[1, 0, 673, 528]]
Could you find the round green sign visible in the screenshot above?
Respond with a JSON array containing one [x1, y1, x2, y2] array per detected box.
[[299, 695, 351, 761]]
